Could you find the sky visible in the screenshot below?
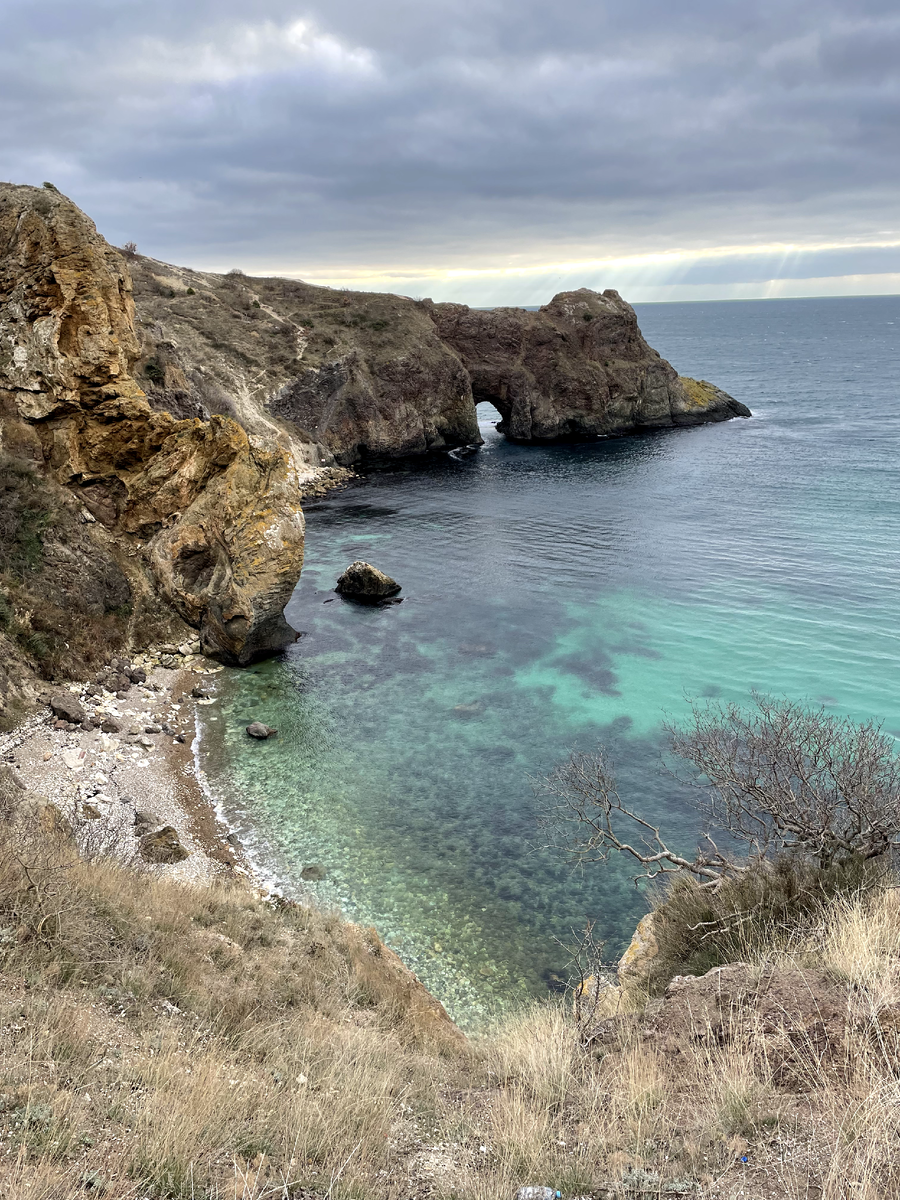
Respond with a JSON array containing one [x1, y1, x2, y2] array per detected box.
[[2, 0, 899, 304]]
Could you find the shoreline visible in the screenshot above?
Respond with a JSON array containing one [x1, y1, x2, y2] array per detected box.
[[1, 649, 248, 886], [0, 461, 359, 885]]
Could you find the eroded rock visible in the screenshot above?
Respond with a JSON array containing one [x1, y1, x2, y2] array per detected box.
[[0, 182, 306, 666], [139, 824, 189, 864], [246, 722, 277, 739], [49, 693, 85, 725], [617, 912, 660, 987], [430, 289, 750, 443], [335, 560, 401, 599]]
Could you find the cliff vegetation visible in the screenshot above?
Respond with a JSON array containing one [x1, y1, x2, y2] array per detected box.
[[1, 750, 899, 1199]]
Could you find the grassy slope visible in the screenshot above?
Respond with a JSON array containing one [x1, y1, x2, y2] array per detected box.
[[2, 818, 900, 1200], [129, 256, 437, 434]]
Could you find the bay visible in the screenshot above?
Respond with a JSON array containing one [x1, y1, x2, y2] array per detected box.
[[199, 295, 900, 1026]]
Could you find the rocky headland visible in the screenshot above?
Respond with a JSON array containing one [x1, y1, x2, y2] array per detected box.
[[0, 181, 311, 726], [130, 251, 749, 465]]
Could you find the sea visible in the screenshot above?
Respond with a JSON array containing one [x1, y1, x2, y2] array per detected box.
[[198, 295, 900, 1028]]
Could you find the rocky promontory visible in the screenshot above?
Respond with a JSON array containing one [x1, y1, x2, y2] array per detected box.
[[430, 289, 750, 442], [0, 182, 306, 689], [127, 249, 749, 466], [1, 180, 748, 722]]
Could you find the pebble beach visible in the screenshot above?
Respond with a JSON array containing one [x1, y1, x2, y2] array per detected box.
[[0, 642, 247, 885]]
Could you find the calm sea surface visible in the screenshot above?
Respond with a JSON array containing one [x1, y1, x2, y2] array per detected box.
[[200, 295, 900, 1026]]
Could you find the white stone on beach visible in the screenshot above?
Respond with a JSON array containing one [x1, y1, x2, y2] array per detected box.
[[62, 749, 85, 770]]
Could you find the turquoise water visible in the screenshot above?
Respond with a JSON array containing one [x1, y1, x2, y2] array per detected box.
[[200, 295, 900, 1026]]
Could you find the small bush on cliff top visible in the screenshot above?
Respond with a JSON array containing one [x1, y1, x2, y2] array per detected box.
[[649, 851, 878, 987]]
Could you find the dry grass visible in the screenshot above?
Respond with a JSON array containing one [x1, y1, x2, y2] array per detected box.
[[817, 888, 900, 1007], [2, 824, 900, 1198]]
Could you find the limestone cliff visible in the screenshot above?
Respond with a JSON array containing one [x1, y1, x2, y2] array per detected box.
[[430, 289, 750, 442], [0, 183, 305, 668], [129, 265, 748, 466], [128, 258, 478, 465]]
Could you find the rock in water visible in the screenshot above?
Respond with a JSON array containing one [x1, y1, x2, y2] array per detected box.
[[0, 182, 306, 666], [301, 863, 326, 881], [246, 722, 277, 739], [335, 561, 401, 598], [139, 825, 189, 864]]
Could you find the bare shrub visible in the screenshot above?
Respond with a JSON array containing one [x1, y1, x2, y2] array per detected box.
[[540, 694, 900, 889], [669, 694, 900, 869]]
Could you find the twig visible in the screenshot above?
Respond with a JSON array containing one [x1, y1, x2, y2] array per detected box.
[[324, 1139, 362, 1200]]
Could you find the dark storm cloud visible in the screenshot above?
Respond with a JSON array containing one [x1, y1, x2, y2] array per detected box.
[[1, 0, 899, 285]]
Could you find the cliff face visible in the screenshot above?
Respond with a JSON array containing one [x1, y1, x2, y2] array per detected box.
[[129, 266, 747, 468], [0, 183, 305, 667], [128, 260, 479, 465], [429, 289, 750, 442]]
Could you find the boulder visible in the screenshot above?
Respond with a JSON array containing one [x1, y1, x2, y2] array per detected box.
[[335, 561, 401, 599], [246, 722, 277, 739], [0, 769, 74, 843], [139, 825, 189, 864], [49, 693, 85, 724], [301, 863, 326, 881], [133, 809, 162, 836], [617, 912, 660, 987]]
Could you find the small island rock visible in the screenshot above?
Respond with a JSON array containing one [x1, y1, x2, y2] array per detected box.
[[335, 561, 401, 598]]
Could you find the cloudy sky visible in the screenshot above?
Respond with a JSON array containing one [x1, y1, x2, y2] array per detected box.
[[3, 0, 899, 303]]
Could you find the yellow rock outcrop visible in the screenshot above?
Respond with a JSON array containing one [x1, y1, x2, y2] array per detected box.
[[0, 183, 305, 664]]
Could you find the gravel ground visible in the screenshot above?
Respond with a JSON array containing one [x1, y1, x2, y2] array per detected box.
[[0, 656, 246, 884]]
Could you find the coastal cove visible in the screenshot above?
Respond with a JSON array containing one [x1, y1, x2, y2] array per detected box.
[[197, 295, 900, 1028]]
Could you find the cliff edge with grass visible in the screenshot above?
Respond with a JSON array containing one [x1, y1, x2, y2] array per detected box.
[[1, 743, 899, 1199]]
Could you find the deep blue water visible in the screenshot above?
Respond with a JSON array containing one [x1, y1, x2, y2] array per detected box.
[[200, 295, 900, 1026]]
